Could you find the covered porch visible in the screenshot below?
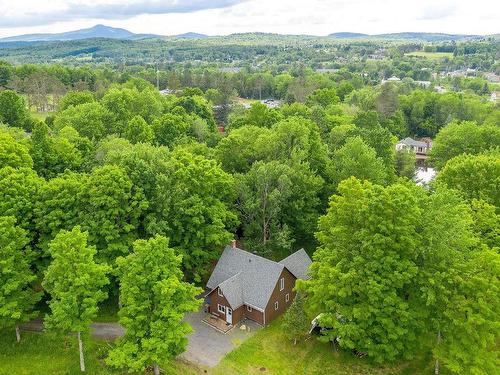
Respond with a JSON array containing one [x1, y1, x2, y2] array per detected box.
[[202, 313, 233, 334]]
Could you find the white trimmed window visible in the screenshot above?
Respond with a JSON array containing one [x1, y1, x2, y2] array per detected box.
[[279, 277, 284, 291], [274, 301, 279, 310], [285, 293, 290, 302], [247, 306, 253, 312], [218, 304, 225, 313], [218, 288, 223, 297]]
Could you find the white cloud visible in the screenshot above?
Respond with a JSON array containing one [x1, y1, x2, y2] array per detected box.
[[0, 0, 498, 38]]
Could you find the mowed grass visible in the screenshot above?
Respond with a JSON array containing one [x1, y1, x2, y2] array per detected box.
[[0, 329, 206, 375], [212, 319, 443, 375], [405, 51, 454, 60]]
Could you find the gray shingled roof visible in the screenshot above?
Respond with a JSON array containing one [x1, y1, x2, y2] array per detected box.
[[279, 248, 312, 280], [398, 137, 428, 148], [206, 246, 312, 311]]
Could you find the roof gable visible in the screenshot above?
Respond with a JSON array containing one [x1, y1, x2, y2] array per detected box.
[[207, 246, 310, 310], [279, 248, 312, 280]]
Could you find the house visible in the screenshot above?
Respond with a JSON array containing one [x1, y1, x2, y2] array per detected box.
[[396, 137, 432, 167], [414, 80, 431, 88], [204, 241, 312, 327], [491, 91, 499, 102]]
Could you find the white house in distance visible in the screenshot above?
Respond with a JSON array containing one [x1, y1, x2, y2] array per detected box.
[[396, 137, 432, 167], [382, 76, 401, 84]]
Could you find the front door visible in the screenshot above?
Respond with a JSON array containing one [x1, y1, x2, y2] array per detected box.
[[226, 307, 233, 325]]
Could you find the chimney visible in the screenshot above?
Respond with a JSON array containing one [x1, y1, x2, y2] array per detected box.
[[230, 239, 237, 249]]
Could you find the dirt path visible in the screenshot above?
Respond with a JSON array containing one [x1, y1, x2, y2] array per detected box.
[[20, 318, 124, 340]]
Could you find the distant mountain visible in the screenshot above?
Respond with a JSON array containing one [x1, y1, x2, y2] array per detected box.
[[329, 31, 483, 41], [0, 24, 161, 42], [175, 32, 209, 39], [329, 32, 368, 38]]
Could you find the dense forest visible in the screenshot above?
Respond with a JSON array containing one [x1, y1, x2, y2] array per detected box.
[[0, 35, 499, 374]]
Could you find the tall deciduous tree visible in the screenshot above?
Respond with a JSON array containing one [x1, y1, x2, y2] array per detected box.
[[0, 216, 39, 343], [43, 226, 110, 372], [0, 130, 33, 169], [433, 248, 499, 375], [0, 90, 29, 129], [0, 167, 43, 240], [436, 151, 500, 208], [430, 121, 500, 170], [299, 178, 480, 364], [236, 160, 323, 248], [327, 137, 388, 192], [82, 165, 148, 264], [107, 236, 201, 375]]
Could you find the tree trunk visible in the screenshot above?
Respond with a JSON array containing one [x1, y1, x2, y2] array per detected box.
[[15, 325, 21, 343], [77, 331, 85, 372], [153, 363, 160, 375], [293, 338, 297, 346], [434, 330, 441, 375]]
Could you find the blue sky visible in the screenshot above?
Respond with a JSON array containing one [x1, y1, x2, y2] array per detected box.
[[0, 0, 498, 37]]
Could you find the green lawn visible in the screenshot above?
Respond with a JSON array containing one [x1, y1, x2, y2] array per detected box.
[[213, 320, 443, 375], [1, 320, 446, 375], [0, 329, 206, 375], [405, 51, 454, 60]]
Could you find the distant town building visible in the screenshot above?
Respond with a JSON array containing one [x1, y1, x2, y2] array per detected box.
[[484, 72, 500, 83], [396, 137, 432, 167], [219, 67, 243, 73], [159, 88, 178, 95], [434, 85, 447, 94], [261, 99, 282, 108], [491, 91, 499, 102], [415, 80, 431, 88], [382, 76, 401, 84]]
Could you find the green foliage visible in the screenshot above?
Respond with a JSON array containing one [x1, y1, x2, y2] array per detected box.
[[430, 121, 500, 169], [106, 236, 201, 372], [399, 91, 495, 137], [34, 171, 87, 255], [306, 87, 340, 107], [123, 115, 154, 144], [230, 102, 283, 129], [434, 248, 500, 374], [236, 160, 323, 249], [58, 90, 95, 111], [436, 151, 500, 208], [215, 125, 272, 173], [395, 149, 416, 179], [43, 226, 110, 334], [281, 293, 309, 344], [53, 102, 112, 141], [161, 150, 238, 279], [299, 178, 478, 364], [0, 129, 33, 169], [0, 167, 43, 238], [0, 90, 29, 129], [327, 137, 388, 192], [152, 112, 191, 147], [470, 199, 500, 249], [81, 165, 148, 264], [0, 216, 39, 336], [31, 121, 82, 178]]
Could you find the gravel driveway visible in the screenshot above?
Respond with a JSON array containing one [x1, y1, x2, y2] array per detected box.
[[21, 308, 260, 368], [180, 309, 261, 367]]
